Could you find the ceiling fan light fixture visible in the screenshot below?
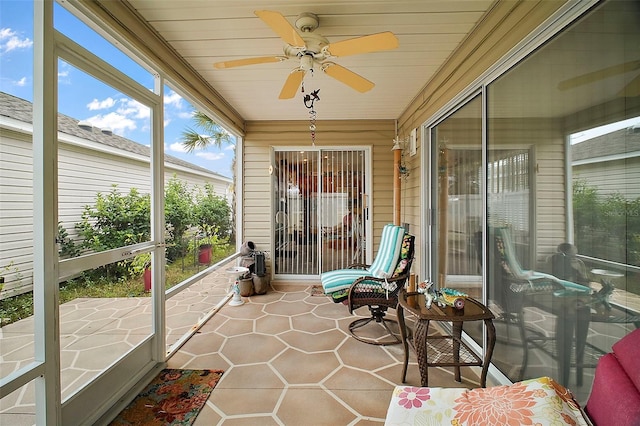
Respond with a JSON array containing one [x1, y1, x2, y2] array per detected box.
[[300, 54, 314, 71]]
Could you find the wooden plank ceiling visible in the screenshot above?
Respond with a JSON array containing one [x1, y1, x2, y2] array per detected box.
[[128, 0, 495, 121]]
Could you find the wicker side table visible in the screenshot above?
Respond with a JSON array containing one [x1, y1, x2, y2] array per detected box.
[[398, 288, 496, 387]]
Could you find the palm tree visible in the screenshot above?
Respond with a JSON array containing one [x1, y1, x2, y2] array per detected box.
[[181, 111, 233, 152], [181, 110, 237, 242]]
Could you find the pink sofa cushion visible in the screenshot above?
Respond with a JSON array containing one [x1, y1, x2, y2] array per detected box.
[[585, 352, 640, 426], [612, 328, 640, 393]]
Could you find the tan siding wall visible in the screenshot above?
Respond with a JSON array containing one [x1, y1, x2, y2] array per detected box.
[[531, 121, 568, 269], [489, 118, 568, 270], [394, 1, 566, 280], [243, 119, 396, 274]]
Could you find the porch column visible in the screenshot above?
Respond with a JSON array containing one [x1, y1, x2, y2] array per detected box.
[[392, 141, 402, 226]]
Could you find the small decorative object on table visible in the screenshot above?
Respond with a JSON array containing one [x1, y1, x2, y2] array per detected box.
[[437, 287, 468, 310], [415, 281, 467, 310], [417, 279, 435, 308]]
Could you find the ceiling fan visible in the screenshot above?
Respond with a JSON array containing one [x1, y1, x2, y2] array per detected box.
[[213, 10, 399, 99], [558, 59, 640, 97]]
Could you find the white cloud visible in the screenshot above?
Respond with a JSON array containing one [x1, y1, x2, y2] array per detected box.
[[224, 144, 235, 151], [169, 142, 188, 153], [58, 63, 71, 85], [87, 97, 116, 110], [117, 98, 150, 120], [0, 28, 33, 54], [178, 111, 193, 119], [196, 152, 225, 161], [15, 76, 27, 87], [164, 90, 183, 109], [164, 118, 172, 127], [82, 96, 153, 137], [85, 112, 136, 135]]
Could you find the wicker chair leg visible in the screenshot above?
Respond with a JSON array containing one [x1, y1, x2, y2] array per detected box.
[[348, 309, 402, 346]]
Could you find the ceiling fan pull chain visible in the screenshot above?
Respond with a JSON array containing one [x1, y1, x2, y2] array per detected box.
[[303, 89, 320, 146], [309, 108, 316, 146]]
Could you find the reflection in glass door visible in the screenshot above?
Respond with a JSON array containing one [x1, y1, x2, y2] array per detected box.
[[431, 95, 483, 297], [273, 148, 368, 277]]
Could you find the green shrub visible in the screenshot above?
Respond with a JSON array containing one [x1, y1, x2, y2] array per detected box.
[[76, 185, 151, 276], [58, 222, 80, 259], [194, 183, 232, 241], [165, 176, 195, 261], [128, 253, 151, 277], [573, 179, 640, 266]]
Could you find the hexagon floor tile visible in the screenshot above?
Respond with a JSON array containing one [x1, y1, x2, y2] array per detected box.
[[0, 265, 484, 425], [167, 284, 483, 425]]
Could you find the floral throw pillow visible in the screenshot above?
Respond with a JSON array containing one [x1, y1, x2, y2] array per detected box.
[[393, 234, 415, 276], [385, 377, 590, 425]]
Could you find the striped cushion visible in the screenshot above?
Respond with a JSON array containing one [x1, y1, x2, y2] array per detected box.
[[321, 269, 374, 293], [321, 224, 405, 294], [368, 225, 405, 277]]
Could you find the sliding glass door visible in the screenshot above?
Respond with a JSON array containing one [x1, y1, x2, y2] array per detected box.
[[273, 148, 369, 278], [430, 95, 483, 296]]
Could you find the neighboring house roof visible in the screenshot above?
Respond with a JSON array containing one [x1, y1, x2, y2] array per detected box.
[[0, 92, 231, 181], [572, 126, 640, 162]]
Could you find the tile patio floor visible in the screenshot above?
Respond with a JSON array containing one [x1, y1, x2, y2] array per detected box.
[[166, 283, 482, 425], [1, 260, 483, 425]]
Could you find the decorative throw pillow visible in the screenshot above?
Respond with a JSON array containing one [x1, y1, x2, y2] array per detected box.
[[495, 235, 513, 276], [393, 234, 415, 276]]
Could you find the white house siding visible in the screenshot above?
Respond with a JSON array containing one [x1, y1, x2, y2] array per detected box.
[[572, 129, 640, 199], [0, 127, 231, 299], [243, 119, 396, 277], [57, 143, 151, 234], [573, 156, 640, 199], [0, 129, 34, 299]]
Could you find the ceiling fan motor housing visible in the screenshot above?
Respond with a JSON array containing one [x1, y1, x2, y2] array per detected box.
[[295, 12, 319, 33]]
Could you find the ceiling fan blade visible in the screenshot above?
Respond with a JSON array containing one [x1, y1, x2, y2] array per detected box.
[[558, 59, 640, 90], [255, 10, 305, 47], [214, 56, 285, 69], [279, 69, 306, 99], [325, 32, 399, 57], [322, 62, 375, 93], [618, 74, 640, 97]]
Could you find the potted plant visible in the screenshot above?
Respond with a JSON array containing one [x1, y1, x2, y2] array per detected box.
[[238, 271, 254, 297], [129, 253, 152, 291], [197, 224, 214, 265], [193, 184, 232, 265]]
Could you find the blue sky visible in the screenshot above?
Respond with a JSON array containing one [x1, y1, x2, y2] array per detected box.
[[0, 1, 235, 177]]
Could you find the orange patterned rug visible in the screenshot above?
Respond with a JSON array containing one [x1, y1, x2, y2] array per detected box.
[[109, 369, 223, 425]]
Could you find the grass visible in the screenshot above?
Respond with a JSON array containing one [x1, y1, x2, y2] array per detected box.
[[0, 244, 235, 327]]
